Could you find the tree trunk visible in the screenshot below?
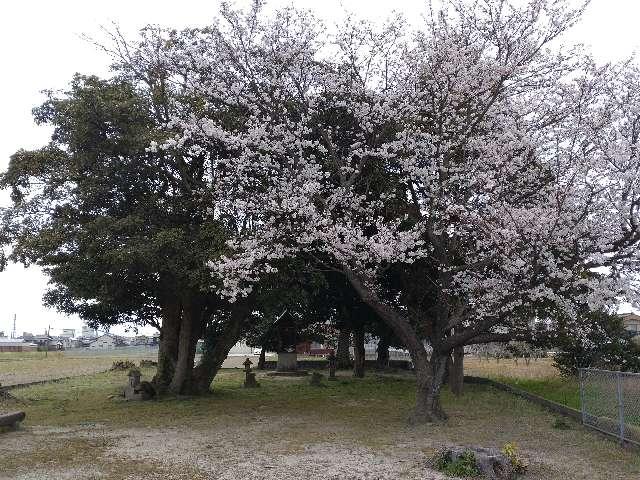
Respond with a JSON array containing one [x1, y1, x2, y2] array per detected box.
[[449, 345, 464, 396], [169, 295, 203, 395], [412, 351, 449, 423], [343, 268, 445, 423], [257, 345, 266, 370], [154, 298, 182, 394], [336, 328, 351, 369], [376, 337, 390, 370], [353, 325, 365, 378], [191, 297, 252, 394]]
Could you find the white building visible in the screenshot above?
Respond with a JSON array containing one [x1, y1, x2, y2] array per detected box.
[[88, 334, 117, 350], [228, 340, 253, 356], [60, 329, 75, 338], [81, 325, 97, 338]]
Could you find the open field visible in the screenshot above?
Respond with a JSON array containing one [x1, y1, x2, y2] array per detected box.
[[1, 368, 639, 480], [465, 357, 581, 409], [0, 350, 157, 387], [0, 350, 257, 387]]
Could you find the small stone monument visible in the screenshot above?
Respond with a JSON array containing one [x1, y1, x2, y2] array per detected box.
[[124, 368, 142, 400], [243, 357, 259, 388], [310, 371, 324, 386], [124, 368, 155, 400], [327, 352, 337, 381]]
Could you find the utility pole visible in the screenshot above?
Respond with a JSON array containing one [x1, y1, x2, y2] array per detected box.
[[45, 324, 50, 358]]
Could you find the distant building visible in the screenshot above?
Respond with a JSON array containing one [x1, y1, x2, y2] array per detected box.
[[620, 313, 640, 338], [81, 325, 98, 338], [60, 329, 75, 338], [0, 337, 37, 352], [87, 333, 124, 350], [30, 334, 53, 347], [74, 337, 93, 348]]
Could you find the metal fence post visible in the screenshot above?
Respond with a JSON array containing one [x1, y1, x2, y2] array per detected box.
[[579, 368, 586, 425], [616, 371, 625, 445]]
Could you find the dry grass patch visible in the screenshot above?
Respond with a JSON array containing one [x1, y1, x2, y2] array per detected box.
[[0, 351, 158, 387]]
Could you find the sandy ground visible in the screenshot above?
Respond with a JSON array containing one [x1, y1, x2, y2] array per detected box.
[[0, 421, 447, 480], [2, 405, 639, 480]]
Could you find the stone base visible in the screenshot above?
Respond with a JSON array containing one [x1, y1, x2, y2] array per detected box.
[[276, 352, 298, 371], [266, 370, 309, 377], [433, 446, 518, 480], [124, 381, 156, 401], [244, 372, 260, 388]]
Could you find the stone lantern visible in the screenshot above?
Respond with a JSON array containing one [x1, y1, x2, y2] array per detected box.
[[243, 357, 259, 388]]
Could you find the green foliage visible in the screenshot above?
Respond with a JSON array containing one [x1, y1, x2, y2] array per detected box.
[[0, 73, 232, 331], [542, 311, 640, 376], [551, 417, 571, 430], [434, 451, 481, 478]]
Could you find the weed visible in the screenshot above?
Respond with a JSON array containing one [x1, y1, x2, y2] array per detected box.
[[502, 442, 528, 475], [552, 417, 571, 430], [434, 450, 480, 477]]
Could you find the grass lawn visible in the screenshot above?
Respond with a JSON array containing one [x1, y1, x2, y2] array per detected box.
[[1, 367, 639, 479], [465, 357, 581, 409]]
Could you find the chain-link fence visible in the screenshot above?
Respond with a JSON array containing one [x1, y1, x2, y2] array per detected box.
[[579, 368, 640, 445]]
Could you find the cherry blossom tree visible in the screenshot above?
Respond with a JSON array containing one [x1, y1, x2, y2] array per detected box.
[[152, 0, 640, 422]]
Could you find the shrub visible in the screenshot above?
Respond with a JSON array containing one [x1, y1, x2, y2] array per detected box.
[[110, 360, 136, 371], [139, 359, 158, 368], [551, 417, 571, 430], [434, 450, 481, 477], [537, 311, 640, 376]]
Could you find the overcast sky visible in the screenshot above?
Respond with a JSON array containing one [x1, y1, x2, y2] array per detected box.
[[1, 0, 639, 337]]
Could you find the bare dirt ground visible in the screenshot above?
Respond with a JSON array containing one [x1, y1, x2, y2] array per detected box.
[[1, 370, 639, 480]]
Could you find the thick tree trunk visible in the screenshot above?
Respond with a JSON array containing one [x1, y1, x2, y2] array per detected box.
[[412, 352, 449, 423], [336, 328, 351, 369], [449, 345, 464, 395], [154, 298, 182, 394], [257, 345, 266, 370], [191, 298, 252, 394], [343, 268, 445, 423], [376, 337, 390, 370], [353, 325, 365, 378], [169, 296, 203, 395]]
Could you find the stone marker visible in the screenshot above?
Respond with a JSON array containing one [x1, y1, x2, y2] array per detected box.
[[310, 372, 324, 386], [434, 446, 516, 480], [327, 353, 337, 380], [243, 357, 260, 388], [124, 368, 155, 400], [0, 411, 25, 431]]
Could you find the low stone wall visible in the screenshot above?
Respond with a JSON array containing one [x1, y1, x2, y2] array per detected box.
[[463, 375, 582, 420], [261, 359, 413, 371]]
